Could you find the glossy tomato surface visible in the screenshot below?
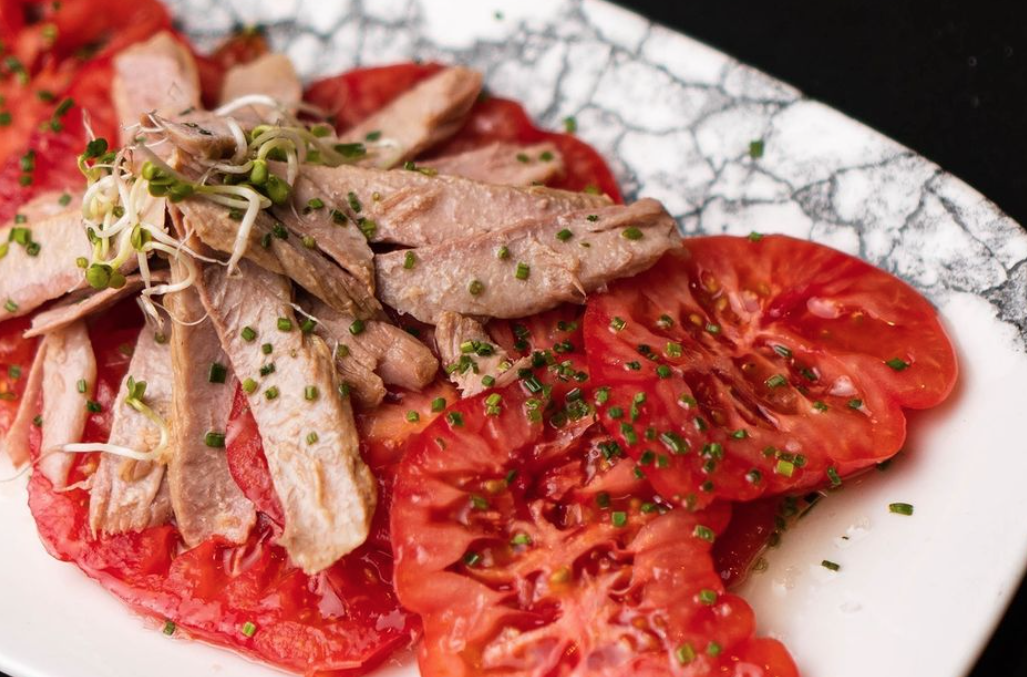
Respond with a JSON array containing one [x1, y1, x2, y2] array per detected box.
[[584, 235, 958, 507], [391, 361, 797, 677], [27, 311, 417, 676]]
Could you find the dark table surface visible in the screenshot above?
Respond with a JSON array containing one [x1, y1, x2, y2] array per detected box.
[[612, 1, 1027, 675]]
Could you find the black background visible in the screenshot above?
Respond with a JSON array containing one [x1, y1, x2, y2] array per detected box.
[[610, 1, 1027, 676]]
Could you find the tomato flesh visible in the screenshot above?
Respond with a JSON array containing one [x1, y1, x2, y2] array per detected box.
[[392, 361, 797, 676], [433, 96, 623, 202], [584, 235, 958, 506]]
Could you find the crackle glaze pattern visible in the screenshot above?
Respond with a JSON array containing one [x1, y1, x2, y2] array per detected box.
[[168, 0, 1027, 346]]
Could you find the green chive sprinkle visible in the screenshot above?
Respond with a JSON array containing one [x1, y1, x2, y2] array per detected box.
[[468, 279, 485, 296], [242, 378, 258, 394], [611, 511, 627, 527], [431, 397, 446, 412], [693, 525, 715, 542], [403, 251, 417, 269], [621, 227, 643, 240], [556, 228, 573, 242], [676, 643, 696, 665], [885, 358, 910, 371], [889, 502, 914, 516], [349, 319, 365, 335], [306, 431, 319, 445], [304, 385, 319, 401], [241, 621, 257, 638], [277, 317, 293, 332], [406, 410, 420, 423], [241, 326, 257, 342], [204, 431, 226, 448], [821, 560, 841, 571], [515, 262, 530, 280], [162, 621, 176, 636], [208, 362, 228, 384]]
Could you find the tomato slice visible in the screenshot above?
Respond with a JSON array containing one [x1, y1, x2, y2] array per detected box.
[[584, 235, 958, 506], [432, 96, 623, 202], [304, 63, 445, 132], [488, 304, 586, 357], [392, 362, 796, 677], [25, 304, 418, 676], [304, 64, 621, 201]]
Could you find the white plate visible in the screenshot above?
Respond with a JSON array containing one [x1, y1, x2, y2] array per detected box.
[[3, 2, 1027, 677]]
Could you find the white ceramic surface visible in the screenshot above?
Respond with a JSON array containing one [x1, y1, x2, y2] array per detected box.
[[2, 2, 1026, 677]]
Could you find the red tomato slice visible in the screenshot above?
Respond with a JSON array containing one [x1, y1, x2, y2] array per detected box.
[[304, 63, 445, 132], [584, 235, 958, 507], [712, 497, 781, 589], [194, 29, 270, 107], [392, 363, 796, 677], [432, 96, 623, 202], [26, 304, 418, 676], [488, 304, 586, 358], [0, 0, 169, 212]]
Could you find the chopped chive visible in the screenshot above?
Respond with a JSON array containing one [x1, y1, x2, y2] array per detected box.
[[463, 551, 480, 567], [241, 621, 257, 638], [76, 378, 87, 393], [271, 222, 288, 239], [403, 251, 417, 269], [406, 410, 420, 423], [821, 560, 841, 571], [698, 589, 718, 605], [469, 494, 489, 510], [349, 319, 365, 335], [85, 399, 102, 413], [496, 245, 510, 260], [765, 373, 788, 388], [208, 362, 228, 384], [446, 411, 464, 427], [707, 641, 722, 657], [515, 262, 530, 280], [749, 139, 765, 158], [609, 316, 626, 332], [748, 231, 763, 242], [241, 326, 257, 342], [277, 317, 293, 332], [511, 532, 531, 546], [468, 279, 485, 296], [481, 374, 496, 387], [611, 511, 627, 527], [259, 363, 276, 377], [885, 357, 910, 371], [306, 431, 319, 445], [827, 467, 842, 487], [264, 386, 279, 401], [563, 116, 577, 133], [300, 319, 317, 334], [693, 524, 715, 542], [242, 378, 258, 394], [204, 431, 226, 448], [555, 228, 573, 242], [304, 385, 319, 401], [889, 502, 914, 516], [4, 299, 19, 313], [848, 398, 863, 410], [675, 643, 696, 665], [656, 365, 671, 379], [621, 227, 643, 240], [775, 459, 795, 477], [430, 397, 446, 412]]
